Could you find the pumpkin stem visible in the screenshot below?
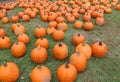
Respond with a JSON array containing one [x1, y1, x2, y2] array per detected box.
[[99, 41, 102, 46], [38, 25, 41, 27], [77, 33, 81, 36], [65, 62, 69, 68], [3, 62, 7, 67], [39, 37, 43, 40], [58, 42, 63, 47], [37, 65, 41, 69], [1, 36, 5, 39]]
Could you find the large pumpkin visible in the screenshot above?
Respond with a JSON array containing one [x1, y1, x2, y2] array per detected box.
[[83, 21, 94, 31], [76, 43, 92, 60], [92, 41, 107, 58], [30, 65, 51, 82], [31, 45, 48, 63], [0, 62, 20, 82], [56, 62, 77, 82]]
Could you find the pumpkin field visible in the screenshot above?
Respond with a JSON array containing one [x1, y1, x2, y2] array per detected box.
[[0, 0, 120, 82]]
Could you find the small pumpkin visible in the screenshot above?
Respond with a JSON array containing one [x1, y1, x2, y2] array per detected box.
[[74, 20, 83, 29], [84, 21, 94, 31], [31, 45, 48, 63], [56, 62, 77, 82], [1, 17, 9, 24], [46, 27, 55, 35], [34, 25, 46, 38], [95, 16, 105, 26], [18, 12, 24, 18], [53, 42, 68, 60], [57, 22, 68, 32], [56, 16, 64, 23], [76, 43, 92, 60], [52, 29, 64, 41], [30, 65, 51, 82], [83, 12, 91, 22], [17, 30, 30, 44], [72, 33, 85, 45], [11, 42, 26, 58], [0, 36, 11, 49], [115, 4, 120, 10], [14, 24, 26, 35], [92, 41, 107, 58], [49, 21, 57, 28], [70, 51, 87, 72], [0, 26, 6, 37], [22, 14, 30, 22], [11, 15, 19, 23], [35, 37, 49, 49], [0, 62, 20, 82]]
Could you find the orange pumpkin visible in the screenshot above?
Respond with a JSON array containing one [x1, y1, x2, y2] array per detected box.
[[115, 4, 120, 10], [14, 24, 26, 35], [52, 29, 64, 41], [84, 21, 94, 31], [72, 33, 85, 45], [18, 12, 24, 18], [11, 42, 26, 58], [35, 37, 49, 49], [95, 16, 105, 26], [30, 65, 51, 82], [1, 17, 9, 24], [56, 16, 64, 23], [76, 43, 92, 60], [92, 41, 107, 58], [17, 32, 30, 44], [11, 16, 19, 23], [70, 51, 87, 72], [56, 62, 77, 82], [49, 21, 57, 28], [0, 36, 11, 49], [46, 27, 55, 35], [53, 42, 68, 60], [31, 45, 48, 63], [34, 25, 46, 38], [74, 21, 83, 29], [0, 62, 20, 82], [22, 14, 30, 22], [83, 12, 91, 22], [0, 26, 6, 37], [57, 22, 68, 32]]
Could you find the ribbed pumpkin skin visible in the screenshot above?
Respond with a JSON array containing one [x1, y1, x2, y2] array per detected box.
[[56, 63, 77, 82], [0, 62, 20, 82], [53, 43, 68, 60], [31, 46, 48, 63], [70, 51, 87, 72], [92, 41, 107, 58], [11, 42, 26, 58], [30, 66, 51, 82], [0, 36, 11, 49]]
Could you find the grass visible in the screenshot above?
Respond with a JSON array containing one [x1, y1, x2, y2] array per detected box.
[[0, 1, 120, 82]]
